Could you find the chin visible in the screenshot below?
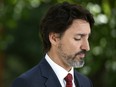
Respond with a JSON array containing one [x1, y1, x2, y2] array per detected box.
[[74, 64, 84, 68], [72, 60, 85, 68]]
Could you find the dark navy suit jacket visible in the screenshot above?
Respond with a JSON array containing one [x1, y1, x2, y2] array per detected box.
[[12, 58, 93, 87]]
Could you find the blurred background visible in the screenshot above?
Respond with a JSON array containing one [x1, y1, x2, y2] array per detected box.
[[0, 0, 116, 87]]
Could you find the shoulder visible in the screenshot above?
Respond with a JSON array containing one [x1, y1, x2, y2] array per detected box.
[[11, 58, 48, 87], [74, 70, 93, 87], [74, 70, 89, 80], [12, 64, 42, 87]]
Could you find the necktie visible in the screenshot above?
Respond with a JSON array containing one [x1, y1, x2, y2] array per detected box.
[[64, 73, 73, 87]]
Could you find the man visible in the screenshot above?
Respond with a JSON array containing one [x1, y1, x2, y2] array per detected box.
[[12, 2, 94, 87]]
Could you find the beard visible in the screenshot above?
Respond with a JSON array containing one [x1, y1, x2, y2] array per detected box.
[[57, 43, 86, 68]]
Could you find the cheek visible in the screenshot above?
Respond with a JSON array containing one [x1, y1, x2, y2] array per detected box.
[[71, 43, 80, 51], [63, 40, 81, 53]]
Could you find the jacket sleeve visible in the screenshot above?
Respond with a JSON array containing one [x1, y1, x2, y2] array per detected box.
[[11, 78, 30, 87]]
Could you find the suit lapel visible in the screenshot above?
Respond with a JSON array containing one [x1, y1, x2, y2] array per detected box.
[[74, 70, 82, 87], [39, 58, 62, 87], [45, 73, 61, 87]]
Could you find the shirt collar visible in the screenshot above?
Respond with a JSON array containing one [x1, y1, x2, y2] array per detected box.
[[45, 54, 75, 85]]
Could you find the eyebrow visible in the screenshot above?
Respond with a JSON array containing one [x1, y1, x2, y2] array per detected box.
[[75, 33, 91, 37]]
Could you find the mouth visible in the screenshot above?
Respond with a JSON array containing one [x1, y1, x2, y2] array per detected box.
[[74, 53, 85, 61], [76, 50, 86, 58], [78, 53, 85, 58]]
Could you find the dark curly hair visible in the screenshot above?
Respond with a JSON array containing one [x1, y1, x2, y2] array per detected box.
[[40, 2, 94, 53]]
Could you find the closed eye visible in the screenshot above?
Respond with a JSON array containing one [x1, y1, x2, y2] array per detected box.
[[74, 37, 81, 41]]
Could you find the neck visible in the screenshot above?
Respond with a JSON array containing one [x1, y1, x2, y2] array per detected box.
[[47, 51, 72, 71]]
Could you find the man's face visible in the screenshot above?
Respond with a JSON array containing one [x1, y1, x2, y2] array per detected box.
[[56, 19, 91, 68]]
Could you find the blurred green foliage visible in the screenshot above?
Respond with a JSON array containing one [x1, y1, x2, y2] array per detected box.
[[0, 0, 116, 87]]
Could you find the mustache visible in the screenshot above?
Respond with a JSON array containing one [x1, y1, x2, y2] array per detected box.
[[72, 50, 87, 59], [76, 50, 87, 55]]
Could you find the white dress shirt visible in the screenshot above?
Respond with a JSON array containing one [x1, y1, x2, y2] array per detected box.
[[45, 54, 76, 87]]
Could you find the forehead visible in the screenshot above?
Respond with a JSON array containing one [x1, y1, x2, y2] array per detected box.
[[64, 19, 91, 35]]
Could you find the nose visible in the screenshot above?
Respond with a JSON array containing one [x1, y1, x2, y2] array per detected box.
[[81, 40, 90, 51]]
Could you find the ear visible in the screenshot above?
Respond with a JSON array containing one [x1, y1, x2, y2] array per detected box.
[[49, 33, 60, 46]]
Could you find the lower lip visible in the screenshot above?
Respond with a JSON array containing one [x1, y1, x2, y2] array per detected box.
[[79, 54, 85, 58]]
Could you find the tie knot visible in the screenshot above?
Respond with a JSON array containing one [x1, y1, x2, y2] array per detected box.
[[64, 73, 73, 82]]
